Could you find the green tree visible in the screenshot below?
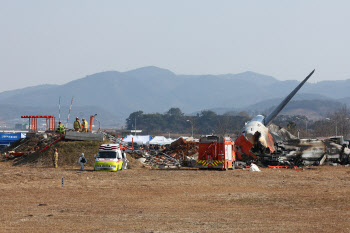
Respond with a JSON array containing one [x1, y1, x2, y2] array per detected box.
[[166, 108, 184, 117], [165, 108, 186, 132], [126, 111, 143, 130], [198, 110, 217, 134]]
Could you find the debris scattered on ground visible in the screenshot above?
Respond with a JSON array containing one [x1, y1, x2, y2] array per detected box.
[[249, 163, 261, 172], [1, 133, 62, 159], [127, 137, 199, 168]]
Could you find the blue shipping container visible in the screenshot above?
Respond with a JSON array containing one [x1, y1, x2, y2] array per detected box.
[[0, 133, 26, 145]]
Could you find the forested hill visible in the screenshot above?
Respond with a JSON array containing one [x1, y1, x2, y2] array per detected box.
[[1, 66, 349, 126]]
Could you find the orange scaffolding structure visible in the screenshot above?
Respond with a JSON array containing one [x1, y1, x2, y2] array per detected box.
[[21, 115, 56, 132]]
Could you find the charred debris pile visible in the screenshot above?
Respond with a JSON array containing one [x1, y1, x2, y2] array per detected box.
[[265, 125, 350, 166], [1, 133, 62, 160], [127, 137, 199, 168]]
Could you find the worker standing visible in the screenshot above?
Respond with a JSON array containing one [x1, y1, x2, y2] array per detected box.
[[57, 121, 65, 134], [73, 117, 81, 132], [81, 118, 88, 133], [78, 153, 87, 171], [53, 148, 58, 168], [122, 149, 128, 170]]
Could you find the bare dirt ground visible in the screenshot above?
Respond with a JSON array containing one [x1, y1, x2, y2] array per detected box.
[[0, 162, 349, 232]]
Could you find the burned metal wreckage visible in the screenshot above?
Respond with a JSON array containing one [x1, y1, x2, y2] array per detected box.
[[232, 69, 349, 167], [249, 124, 350, 167]]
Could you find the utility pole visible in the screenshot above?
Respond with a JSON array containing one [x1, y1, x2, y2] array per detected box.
[[336, 121, 338, 137], [135, 118, 137, 136], [186, 120, 193, 137], [326, 118, 337, 136], [305, 120, 308, 138]]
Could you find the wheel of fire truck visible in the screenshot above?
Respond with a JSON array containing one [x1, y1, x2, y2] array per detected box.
[[232, 162, 236, 170]]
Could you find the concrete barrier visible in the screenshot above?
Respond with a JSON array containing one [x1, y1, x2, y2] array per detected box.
[[65, 131, 104, 141]]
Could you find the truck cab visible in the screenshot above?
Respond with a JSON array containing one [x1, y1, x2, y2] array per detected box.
[[94, 144, 123, 171]]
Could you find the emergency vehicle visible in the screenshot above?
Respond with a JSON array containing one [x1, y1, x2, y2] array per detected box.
[[196, 135, 236, 170], [94, 144, 123, 171]]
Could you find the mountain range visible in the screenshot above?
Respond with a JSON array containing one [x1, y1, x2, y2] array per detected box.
[[0, 66, 349, 127]]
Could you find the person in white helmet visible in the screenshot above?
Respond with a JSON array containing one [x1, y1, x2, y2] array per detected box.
[[79, 153, 87, 171], [122, 149, 128, 170]]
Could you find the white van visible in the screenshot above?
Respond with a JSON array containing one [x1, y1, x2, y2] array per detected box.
[[94, 144, 123, 171]]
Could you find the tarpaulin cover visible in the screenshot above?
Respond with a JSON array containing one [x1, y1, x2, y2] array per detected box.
[[149, 136, 173, 145], [249, 163, 261, 172], [122, 135, 153, 145], [0, 133, 26, 145]]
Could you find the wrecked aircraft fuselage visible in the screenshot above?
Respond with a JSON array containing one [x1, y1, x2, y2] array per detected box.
[[240, 115, 275, 157], [235, 70, 315, 161]]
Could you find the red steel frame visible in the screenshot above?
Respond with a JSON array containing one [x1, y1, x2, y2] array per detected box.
[[21, 115, 56, 131]]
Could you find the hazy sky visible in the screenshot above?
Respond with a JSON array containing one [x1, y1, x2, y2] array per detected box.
[[1, 0, 350, 92]]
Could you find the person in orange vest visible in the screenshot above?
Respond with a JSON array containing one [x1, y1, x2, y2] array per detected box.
[[73, 117, 81, 132], [81, 118, 88, 133]]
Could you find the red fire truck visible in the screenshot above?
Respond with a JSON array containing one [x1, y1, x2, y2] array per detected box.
[[196, 135, 236, 170]]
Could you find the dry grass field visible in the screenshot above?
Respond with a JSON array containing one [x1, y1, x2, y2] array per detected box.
[[0, 162, 349, 232]]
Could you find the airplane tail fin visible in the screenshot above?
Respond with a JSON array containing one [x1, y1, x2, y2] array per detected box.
[[263, 69, 315, 126]]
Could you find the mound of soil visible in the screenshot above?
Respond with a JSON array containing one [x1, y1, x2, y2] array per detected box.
[[7, 139, 143, 169]]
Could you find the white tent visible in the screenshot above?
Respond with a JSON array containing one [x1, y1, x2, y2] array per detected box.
[[122, 135, 152, 145], [149, 136, 172, 145]]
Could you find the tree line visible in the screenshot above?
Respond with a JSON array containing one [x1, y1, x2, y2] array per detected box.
[[126, 105, 350, 138], [126, 108, 251, 136], [273, 105, 350, 138]]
